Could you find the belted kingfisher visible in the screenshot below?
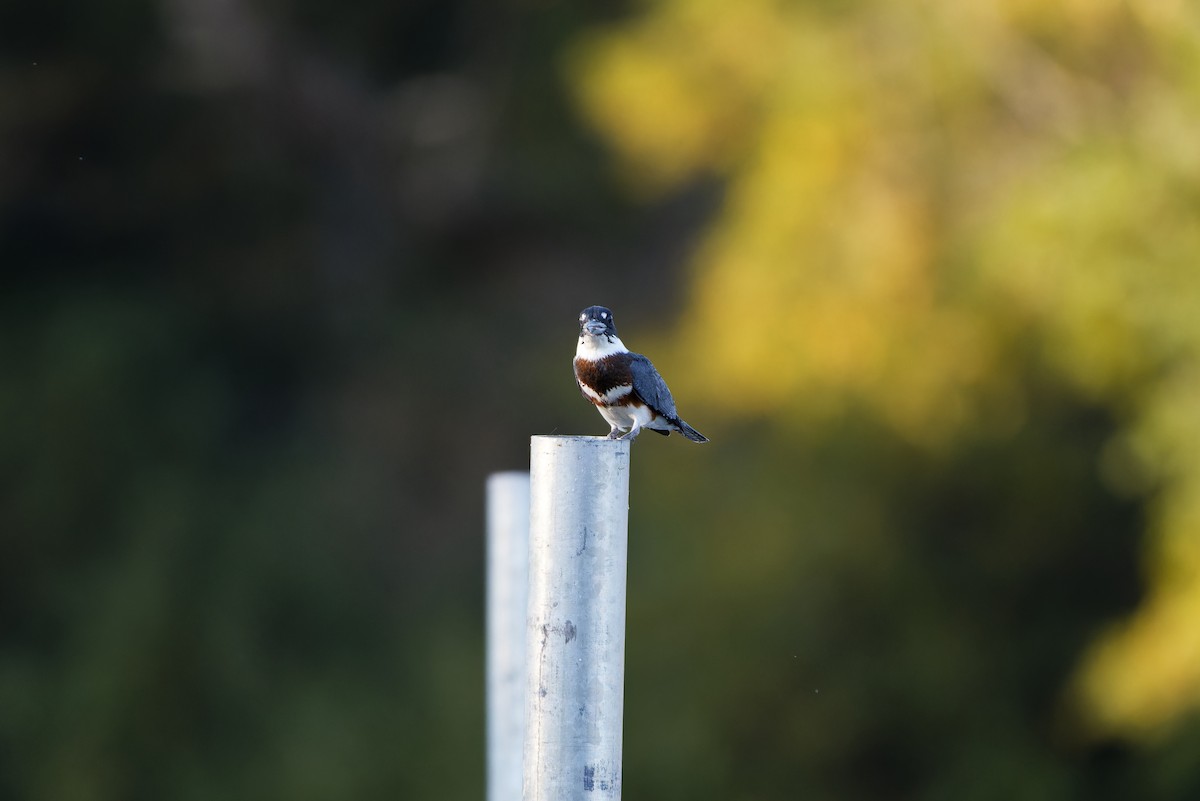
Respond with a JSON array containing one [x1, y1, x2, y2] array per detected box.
[[573, 305, 709, 442]]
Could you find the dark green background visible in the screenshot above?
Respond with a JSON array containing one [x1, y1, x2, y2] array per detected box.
[[3, 1, 1198, 799]]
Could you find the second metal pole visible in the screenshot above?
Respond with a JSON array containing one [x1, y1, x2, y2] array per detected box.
[[524, 435, 631, 801], [487, 471, 531, 801]]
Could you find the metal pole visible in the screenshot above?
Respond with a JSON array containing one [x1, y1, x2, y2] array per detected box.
[[487, 471, 531, 801], [524, 435, 631, 801]]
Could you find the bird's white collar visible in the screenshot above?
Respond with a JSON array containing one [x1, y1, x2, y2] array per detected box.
[[576, 333, 628, 361]]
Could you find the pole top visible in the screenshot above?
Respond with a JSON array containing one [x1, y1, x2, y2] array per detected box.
[[487, 470, 531, 483], [530, 435, 633, 457]]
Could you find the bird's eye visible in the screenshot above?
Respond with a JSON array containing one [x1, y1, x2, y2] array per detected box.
[[601, 311, 608, 319]]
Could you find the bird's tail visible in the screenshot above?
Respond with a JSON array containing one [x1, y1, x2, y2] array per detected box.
[[675, 419, 709, 443]]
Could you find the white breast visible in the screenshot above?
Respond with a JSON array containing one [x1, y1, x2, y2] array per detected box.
[[598, 402, 662, 431], [579, 382, 633, 405]]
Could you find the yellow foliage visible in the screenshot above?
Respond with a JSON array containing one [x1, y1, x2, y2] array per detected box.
[[568, 0, 794, 192], [1076, 580, 1200, 736], [567, 0, 1200, 737]]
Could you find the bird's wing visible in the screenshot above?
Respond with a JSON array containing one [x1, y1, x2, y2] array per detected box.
[[629, 353, 678, 418]]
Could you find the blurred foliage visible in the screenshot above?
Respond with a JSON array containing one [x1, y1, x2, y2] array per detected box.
[[3, 0, 1200, 799], [570, 0, 1200, 743], [1, 0, 633, 798]]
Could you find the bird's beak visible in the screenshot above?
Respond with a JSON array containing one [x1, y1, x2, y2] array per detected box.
[[584, 321, 607, 336]]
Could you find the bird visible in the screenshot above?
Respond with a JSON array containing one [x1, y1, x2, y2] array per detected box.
[[573, 305, 708, 442]]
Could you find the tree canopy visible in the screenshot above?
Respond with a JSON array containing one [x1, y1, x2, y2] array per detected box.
[[569, 0, 1200, 739]]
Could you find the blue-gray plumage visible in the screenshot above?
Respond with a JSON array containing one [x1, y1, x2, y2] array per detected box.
[[573, 305, 708, 442], [628, 354, 676, 421]]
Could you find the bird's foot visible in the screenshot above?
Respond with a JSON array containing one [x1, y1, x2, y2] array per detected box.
[[606, 427, 622, 440], [619, 426, 642, 441]]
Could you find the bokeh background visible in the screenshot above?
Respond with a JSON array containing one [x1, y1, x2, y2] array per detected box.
[[4, 0, 1200, 799]]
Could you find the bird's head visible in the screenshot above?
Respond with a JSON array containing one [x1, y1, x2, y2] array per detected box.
[[579, 306, 618, 339]]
